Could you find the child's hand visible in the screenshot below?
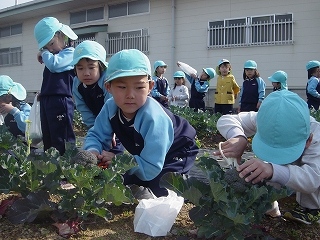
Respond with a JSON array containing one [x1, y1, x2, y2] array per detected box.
[[177, 62, 181, 67], [160, 95, 168, 102], [0, 103, 13, 114], [37, 52, 43, 64], [190, 73, 197, 78], [97, 150, 115, 168], [237, 158, 273, 184], [213, 136, 247, 164]]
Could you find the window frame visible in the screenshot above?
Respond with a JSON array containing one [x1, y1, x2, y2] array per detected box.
[[0, 24, 22, 38], [208, 13, 293, 48], [108, 0, 150, 19], [70, 7, 105, 25], [0, 47, 22, 67], [106, 29, 149, 56]]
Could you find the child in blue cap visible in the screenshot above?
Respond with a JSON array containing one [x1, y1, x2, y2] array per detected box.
[[0, 75, 31, 138], [177, 61, 216, 112], [168, 71, 189, 107], [306, 60, 320, 110], [83, 49, 199, 198], [71, 40, 123, 155], [151, 60, 170, 108], [215, 59, 240, 115], [268, 70, 288, 91], [34, 17, 78, 155], [215, 90, 320, 224], [238, 60, 266, 112]]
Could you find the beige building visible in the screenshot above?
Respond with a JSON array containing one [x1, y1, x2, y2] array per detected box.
[[0, 0, 319, 107]]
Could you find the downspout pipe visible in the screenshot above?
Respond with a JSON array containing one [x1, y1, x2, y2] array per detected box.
[[171, 0, 176, 85]]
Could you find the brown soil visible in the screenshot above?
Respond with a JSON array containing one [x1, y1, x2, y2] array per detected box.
[[0, 135, 319, 240]]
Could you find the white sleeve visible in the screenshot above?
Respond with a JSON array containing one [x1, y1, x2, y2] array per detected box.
[[217, 112, 258, 139]]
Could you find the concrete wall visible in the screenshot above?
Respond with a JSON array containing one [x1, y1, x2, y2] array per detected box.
[[0, 0, 319, 107]]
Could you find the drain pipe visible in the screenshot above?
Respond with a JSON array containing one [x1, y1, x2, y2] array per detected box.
[[171, 0, 176, 86]]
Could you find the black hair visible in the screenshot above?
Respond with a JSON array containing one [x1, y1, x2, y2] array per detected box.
[[243, 69, 260, 80], [74, 58, 106, 76], [308, 66, 319, 79], [173, 77, 185, 89]]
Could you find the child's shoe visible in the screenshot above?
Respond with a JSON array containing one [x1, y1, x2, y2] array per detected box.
[[283, 206, 320, 224], [265, 201, 281, 218]]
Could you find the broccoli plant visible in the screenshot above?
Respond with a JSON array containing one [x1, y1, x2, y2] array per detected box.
[[161, 156, 292, 240], [0, 125, 136, 236]]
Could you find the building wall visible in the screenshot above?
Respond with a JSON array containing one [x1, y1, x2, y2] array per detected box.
[[0, 0, 319, 107]]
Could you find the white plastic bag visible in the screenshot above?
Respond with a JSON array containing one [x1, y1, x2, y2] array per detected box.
[[28, 94, 42, 145], [133, 190, 184, 237], [177, 61, 197, 76]]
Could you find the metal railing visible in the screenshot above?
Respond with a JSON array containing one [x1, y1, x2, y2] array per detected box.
[[208, 18, 293, 48], [106, 34, 150, 56]]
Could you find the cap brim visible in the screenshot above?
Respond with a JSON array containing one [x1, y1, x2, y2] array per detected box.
[[252, 132, 305, 165], [105, 70, 148, 82], [71, 55, 108, 68], [60, 25, 78, 40], [268, 76, 277, 82], [11, 83, 26, 100]]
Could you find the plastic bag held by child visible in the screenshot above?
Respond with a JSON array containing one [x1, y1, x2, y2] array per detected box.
[[133, 190, 184, 237], [28, 93, 42, 144]]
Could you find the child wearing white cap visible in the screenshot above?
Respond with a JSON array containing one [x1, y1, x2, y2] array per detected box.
[[238, 60, 266, 112], [215, 59, 240, 115], [71, 40, 123, 155], [83, 49, 198, 199], [34, 17, 78, 155], [306, 60, 320, 110], [0, 75, 31, 138], [214, 90, 320, 224], [151, 60, 170, 108], [177, 61, 216, 112]]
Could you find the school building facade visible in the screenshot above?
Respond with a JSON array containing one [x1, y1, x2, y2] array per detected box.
[[0, 0, 319, 107]]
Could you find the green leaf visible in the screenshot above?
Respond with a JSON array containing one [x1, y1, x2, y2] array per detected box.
[[32, 159, 57, 175], [6, 190, 57, 224]]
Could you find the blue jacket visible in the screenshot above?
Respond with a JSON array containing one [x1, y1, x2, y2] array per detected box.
[[239, 77, 266, 104], [84, 96, 197, 181], [73, 71, 112, 128]]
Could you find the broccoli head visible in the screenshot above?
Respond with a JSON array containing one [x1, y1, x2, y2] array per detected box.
[[71, 150, 98, 167], [224, 167, 251, 193]]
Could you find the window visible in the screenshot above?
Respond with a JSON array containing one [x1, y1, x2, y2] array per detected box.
[[208, 13, 293, 48], [0, 24, 22, 38], [108, 0, 149, 18], [0, 47, 22, 66], [70, 7, 104, 24], [106, 29, 149, 56]]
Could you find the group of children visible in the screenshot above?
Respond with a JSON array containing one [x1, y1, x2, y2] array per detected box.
[[1, 16, 320, 226]]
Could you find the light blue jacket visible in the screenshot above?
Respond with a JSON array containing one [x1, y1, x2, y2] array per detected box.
[[41, 47, 75, 73], [72, 71, 112, 128]]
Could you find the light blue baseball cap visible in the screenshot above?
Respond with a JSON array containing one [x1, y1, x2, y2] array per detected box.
[[173, 71, 186, 78], [268, 70, 288, 90], [0, 75, 26, 100], [154, 60, 167, 70], [34, 17, 78, 50], [306, 60, 320, 71], [252, 90, 310, 165], [71, 40, 108, 68], [105, 49, 151, 82], [244, 60, 257, 69], [203, 67, 216, 80]]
